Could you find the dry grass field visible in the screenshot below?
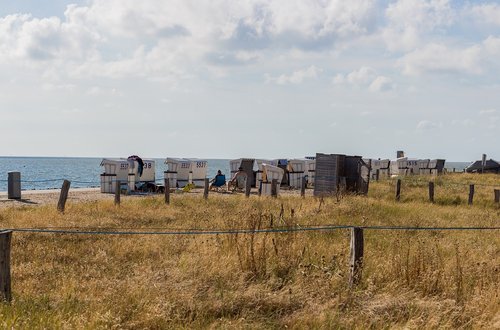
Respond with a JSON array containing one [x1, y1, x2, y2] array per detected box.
[[0, 174, 499, 329]]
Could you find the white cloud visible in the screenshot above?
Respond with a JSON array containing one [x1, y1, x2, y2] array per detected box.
[[482, 36, 500, 56], [416, 120, 441, 130], [346, 66, 376, 85], [369, 76, 394, 92], [332, 74, 345, 84], [451, 118, 475, 128], [397, 34, 500, 76], [265, 65, 321, 85], [0, 1, 382, 85], [334, 66, 394, 92], [470, 3, 500, 26], [1, 0, 500, 159], [382, 0, 454, 51], [479, 109, 497, 115], [398, 43, 482, 75]]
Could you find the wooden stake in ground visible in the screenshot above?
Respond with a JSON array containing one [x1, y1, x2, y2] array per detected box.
[[375, 169, 380, 181], [245, 177, 251, 197], [494, 189, 499, 204], [164, 178, 170, 205], [349, 227, 364, 287], [57, 180, 71, 212], [429, 182, 435, 203], [7, 172, 21, 200], [0, 230, 12, 302], [114, 180, 121, 206], [396, 179, 401, 201], [204, 178, 209, 200], [468, 184, 474, 205], [301, 176, 306, 198], [271, 179, 278, 198]]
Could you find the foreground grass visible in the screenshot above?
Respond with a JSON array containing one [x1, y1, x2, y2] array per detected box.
[[0, 174, 499, 328]]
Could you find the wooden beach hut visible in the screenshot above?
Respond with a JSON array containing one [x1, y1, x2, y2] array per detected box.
[[230, 158, 257, 187], [100, 157, 155, 193], [313, 153, 371, 197], [465, 159, 500, 173], [165, 158, 208, 188], [260, 164, 285, 196]]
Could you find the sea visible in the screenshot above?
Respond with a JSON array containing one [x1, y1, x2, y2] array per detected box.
[[0, 157, 231, 191], [0, 157, 471, 192]]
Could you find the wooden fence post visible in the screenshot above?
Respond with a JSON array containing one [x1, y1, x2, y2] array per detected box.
[[0, 230, 12, 302], [349, 227, 364, 287], [245, 177, 251, 197], [375, 169, 380, 182], [271, 179, 278, 198], [396, 179, 401, 201], [7, 172, 21, 200], [57, 180, 71, 212], [339, 177, 347, 194], [204, 178, 209, 200], [300, 176, 306, 198], [114, 180, 121, 206], [468, 184, 474, 205], [494, 189, 499, 204], [429, 182, 435, 203], [164, 178, 170, 205]]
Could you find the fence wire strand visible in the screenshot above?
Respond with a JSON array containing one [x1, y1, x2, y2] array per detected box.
[[3, 224, 499, 236]]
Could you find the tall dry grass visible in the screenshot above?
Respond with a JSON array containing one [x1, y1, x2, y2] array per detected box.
[[0, 174, 498, 328]]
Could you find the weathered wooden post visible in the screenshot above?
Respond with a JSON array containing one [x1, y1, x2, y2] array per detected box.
[[339, 177, 347, 194], [271, 179, 278, 198], [468, 184, 474, 205], [7, 172, 21, 200], [375, 169, 380, 182], [396, 179, 401, 201], [164, 178, 170, 205], [349, 227, 364, 287], [494, 189, 499, 204], [204, 178, 209, 200], [114, 180, 121, 206], [245, 177, 251, 197], [0, 230, 12, 302], [300, 176, 306, 198], [57, 180, 71, 212], [429, 182, 435, 203]]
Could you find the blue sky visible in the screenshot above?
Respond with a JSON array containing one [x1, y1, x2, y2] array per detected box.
[[0, 0, 499, 161]]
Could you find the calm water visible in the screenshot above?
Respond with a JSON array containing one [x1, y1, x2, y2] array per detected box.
[[0, 157, 231, 191], [0, 157, 470, 191]]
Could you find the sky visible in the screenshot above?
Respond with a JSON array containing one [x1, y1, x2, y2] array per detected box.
[[0, 0, 499, 161]]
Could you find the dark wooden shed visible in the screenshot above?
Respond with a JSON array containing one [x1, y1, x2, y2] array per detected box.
[[313, 153, 371, 197]]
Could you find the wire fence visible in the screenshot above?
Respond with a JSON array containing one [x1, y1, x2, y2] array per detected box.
[[3, 224, 500, 236]]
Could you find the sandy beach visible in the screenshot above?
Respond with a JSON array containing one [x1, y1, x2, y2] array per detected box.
[[0, 186, 306, 208], [0, 188, 110, 208]]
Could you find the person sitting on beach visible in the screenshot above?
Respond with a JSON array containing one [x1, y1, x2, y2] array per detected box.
[[210, 170, 226, 191], [228, 167, 248, 192]]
